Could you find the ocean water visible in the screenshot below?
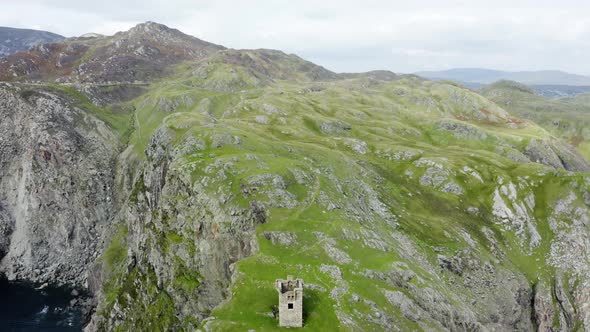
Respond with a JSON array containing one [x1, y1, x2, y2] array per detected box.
[[0, 278, 84, 331]]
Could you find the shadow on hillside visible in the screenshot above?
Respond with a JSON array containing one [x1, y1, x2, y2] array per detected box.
[[302, 290, 320, 324]]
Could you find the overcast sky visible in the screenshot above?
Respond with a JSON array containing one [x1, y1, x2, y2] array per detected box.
[[2, 0, 590, 74]]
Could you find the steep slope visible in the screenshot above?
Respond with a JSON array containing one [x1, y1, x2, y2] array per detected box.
[[0, 83, 122, 286], [0, 27, 64, 57], [0, 23, 588, 332], [482, 80, 590, 161]]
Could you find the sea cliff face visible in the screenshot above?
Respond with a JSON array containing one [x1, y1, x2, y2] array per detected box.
[[90, 126, 260, 330], [0, 22, 589, 331], [0, 84, 118, 287]]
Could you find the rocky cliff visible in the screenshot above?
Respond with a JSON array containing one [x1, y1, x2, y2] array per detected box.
[[0, 83, 119, 286], [0, 22, 589, 331]]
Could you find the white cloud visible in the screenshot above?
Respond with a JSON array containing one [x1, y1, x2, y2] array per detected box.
[[1, 0, 590, 74]]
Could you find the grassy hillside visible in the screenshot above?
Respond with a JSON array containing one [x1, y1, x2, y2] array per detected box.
[[82, 56, 590, 331], [482, 80, 590, 160], [5, 22, 589, 331]]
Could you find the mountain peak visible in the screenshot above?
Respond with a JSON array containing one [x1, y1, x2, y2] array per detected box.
[[128, 21, 173, 34], [118, 21, 222, 52], [78, 33, 104, 39], [0, 21, 223, 82], [121, 21, 189, 41], [0, 26, 64, 57], [486, 80, 535, 94]]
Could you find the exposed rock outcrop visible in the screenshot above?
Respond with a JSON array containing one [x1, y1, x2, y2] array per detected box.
[[0, 204, 13, 259], [0, 84, 119, 286], [525, 138, 589, 172], [92, 126, 259, 330]]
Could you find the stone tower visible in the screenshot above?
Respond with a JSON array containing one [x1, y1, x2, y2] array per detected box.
[[276, 275, 303, 327]]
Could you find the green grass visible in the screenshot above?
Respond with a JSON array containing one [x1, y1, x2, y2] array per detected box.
[[482, 81, 590, 160], [95, 59, 590, 331], [102, 224, 128, 274], [13, 32, 588, 330]]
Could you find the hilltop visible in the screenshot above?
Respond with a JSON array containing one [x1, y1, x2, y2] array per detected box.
[[0, 22, 222, 82], [0, 22, 588, 332], [0, 26, 64, 57], [482, 80, 590, 161]]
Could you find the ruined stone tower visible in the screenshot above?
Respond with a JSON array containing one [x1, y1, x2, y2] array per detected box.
[[276, 275, 303, 327]]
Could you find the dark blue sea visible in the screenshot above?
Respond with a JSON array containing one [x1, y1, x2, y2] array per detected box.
[[0, 278, 84, 331]]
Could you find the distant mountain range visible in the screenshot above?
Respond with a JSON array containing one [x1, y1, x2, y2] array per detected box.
[[416, 68, 590, 86], [0, 27, 64, 57]]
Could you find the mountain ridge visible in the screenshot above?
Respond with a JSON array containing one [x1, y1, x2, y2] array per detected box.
[[0, 21, 224, 83], [0, 26, 65, 57], [417, 67, 590, 85]]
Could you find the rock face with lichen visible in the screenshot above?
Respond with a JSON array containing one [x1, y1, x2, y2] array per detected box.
[[91, 126, 260, 330], [0, 22, 589, 332], [0, 84, 119, 286]]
